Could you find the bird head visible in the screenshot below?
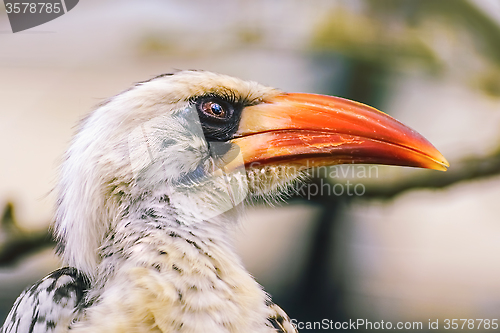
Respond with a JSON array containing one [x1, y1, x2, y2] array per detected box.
[[54, 70, 448, 277]]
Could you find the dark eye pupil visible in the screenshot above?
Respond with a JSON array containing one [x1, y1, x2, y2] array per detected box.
[[201, 100, 226, 118], [211, 103, 223, 115]]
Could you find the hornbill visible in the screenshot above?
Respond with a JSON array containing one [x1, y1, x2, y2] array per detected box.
[[1, 71, 448, 333]]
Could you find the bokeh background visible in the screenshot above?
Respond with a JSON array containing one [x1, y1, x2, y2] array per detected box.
[[1, 0, 500, 331]]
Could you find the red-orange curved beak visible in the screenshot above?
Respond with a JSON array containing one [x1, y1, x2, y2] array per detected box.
[[231, 93, 449, 171]]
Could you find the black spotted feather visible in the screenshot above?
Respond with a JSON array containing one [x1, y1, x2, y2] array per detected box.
[[1, 268, 89, 333]]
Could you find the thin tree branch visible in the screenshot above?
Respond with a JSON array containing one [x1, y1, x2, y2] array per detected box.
[[0, 203, 54, 265], [1, 150, 500, 265], [362, 150, 500, 200]]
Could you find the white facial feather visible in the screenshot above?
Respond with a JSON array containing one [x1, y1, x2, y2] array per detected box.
[[54, 71, 281, 277]]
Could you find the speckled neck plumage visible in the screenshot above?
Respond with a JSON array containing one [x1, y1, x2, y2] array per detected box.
[[65, 185, 277, 332]]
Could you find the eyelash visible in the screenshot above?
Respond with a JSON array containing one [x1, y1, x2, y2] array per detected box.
[[191, 91, 239, 105], [195, 96, 238, 121]]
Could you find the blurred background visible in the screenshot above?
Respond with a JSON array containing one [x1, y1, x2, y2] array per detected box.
[[1, 0, 500, 331]]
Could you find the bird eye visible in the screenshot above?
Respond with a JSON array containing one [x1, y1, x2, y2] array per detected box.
[[201, 100, 226, 118], [195, 96, 241, 142]]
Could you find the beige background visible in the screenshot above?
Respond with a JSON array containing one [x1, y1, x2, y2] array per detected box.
[[1, 0, 500, 329]]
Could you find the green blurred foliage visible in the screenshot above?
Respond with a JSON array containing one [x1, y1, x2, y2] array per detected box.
[[311, 0, 500, 97]]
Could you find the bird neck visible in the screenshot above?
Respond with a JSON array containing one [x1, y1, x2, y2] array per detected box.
[[87, 190, 272, 332], [98, 185, 243, 269]]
